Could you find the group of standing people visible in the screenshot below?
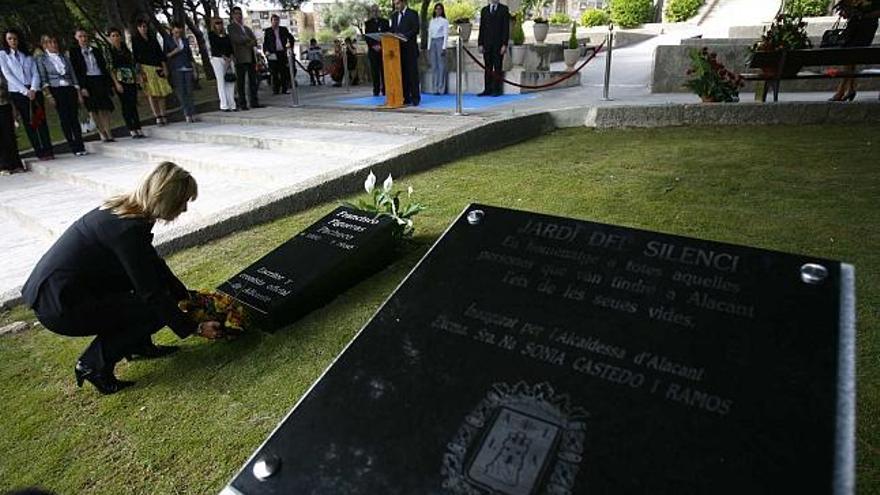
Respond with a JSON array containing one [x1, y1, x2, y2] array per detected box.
[[0, 19, 209, 174], [361, 0, 509, 104]]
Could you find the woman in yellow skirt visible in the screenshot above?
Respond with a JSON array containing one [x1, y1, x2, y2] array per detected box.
[[132, 18, 172, 125]]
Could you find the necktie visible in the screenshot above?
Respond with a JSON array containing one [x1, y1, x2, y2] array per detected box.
[[491, 5, 495, 14]]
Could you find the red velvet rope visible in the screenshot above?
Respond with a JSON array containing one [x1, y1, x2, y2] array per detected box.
[[461, 39, 606, 90]]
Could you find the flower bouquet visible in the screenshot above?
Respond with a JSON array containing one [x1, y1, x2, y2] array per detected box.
[[179, 289, 248, 338]]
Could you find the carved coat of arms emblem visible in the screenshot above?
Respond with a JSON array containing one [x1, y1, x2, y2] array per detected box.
[[442, 382, 588, 495]]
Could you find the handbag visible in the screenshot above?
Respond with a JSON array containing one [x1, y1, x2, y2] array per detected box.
[[820, 17, 848, 47], [224, 67, 237, 83]]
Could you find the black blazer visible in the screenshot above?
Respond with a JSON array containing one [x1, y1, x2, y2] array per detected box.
[[22, 208, 196, 338], [391, 8, 420, 54], [365, 17, 391, 49], [262, 26, 295, 55], [69, 44, 110, 82], [478, 3, 510, 49]]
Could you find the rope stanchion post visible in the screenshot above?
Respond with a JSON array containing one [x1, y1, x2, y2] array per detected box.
[[602, 23, 614, 101], [343, 39, 351, 93], [287, 46, 301, 107], [455, 33, 464, 116]]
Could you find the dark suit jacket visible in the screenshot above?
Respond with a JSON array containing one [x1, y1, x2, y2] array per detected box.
[[391, 8, 420, 55], [22, 208, 196, 338], [69, 44, 110, 83], [262, 26, 295, 55], [478, 3, 510, 49], [365, 17, 391, 49]]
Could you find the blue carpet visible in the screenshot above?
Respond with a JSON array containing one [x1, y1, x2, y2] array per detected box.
[[337, 93, 535, 110]]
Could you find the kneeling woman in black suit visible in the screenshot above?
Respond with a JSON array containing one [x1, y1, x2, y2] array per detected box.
[[23, 162, 222, 395]]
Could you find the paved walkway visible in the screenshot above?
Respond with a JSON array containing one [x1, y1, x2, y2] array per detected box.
[[0, 32, 866, 306]]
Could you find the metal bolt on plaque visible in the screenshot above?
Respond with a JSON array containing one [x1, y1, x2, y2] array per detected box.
[[252, 455, 281, 481], [467, 210, 485, 225], [800, 263, 828, 285]]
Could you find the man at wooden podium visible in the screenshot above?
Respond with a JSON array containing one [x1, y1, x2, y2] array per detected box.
[[391, 0, 421, 106], [477, 0, 510, 96], [365, 5, 390, 96]]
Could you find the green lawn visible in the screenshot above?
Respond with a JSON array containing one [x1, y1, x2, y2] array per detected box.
[[0, 124, 878, 493]]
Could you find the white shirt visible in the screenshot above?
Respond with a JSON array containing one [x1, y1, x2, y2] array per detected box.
[[0, 50, 39, 95], [81, 46, 101, 76], [428, 17, 449, 48]]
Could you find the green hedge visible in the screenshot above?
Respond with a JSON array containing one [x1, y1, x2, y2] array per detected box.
[[549, 12, 573, 25], [784, 0, 831, 17], [609, 0, 654, 28], [580, 8, 610, 27], [664, 0, 704, 22]]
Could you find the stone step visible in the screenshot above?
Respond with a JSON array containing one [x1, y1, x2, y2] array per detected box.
[[0, 217, 53, 301], [82, 138, 358, 186], [198, 107, 469, 135], [143, 122, 412, 158], [24, 154, 275, 226], [0, 172, 104, 239]]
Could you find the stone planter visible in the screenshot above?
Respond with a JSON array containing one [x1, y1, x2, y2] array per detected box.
[[510, 45, 526, 66], [563, 48, 579, 69], [533, 22, 549, 45], [456, 22, 473, 43]]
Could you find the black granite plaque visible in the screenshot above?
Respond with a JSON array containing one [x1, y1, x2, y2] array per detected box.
[[221, 204, 855, 495], [217, 206, 397, 331]]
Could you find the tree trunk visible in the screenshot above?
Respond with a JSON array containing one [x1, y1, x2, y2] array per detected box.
[[185, 0, 215, 79], [419, 0, 429, 50], [104, 0, 123, 29]]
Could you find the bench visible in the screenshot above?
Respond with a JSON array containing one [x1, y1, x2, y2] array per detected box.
[[741, 46, 880, 102]]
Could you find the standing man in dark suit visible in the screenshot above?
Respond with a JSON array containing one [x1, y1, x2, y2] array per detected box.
[[477, 0, 509, 96], [263, 14, 295, 94], [391, 0, 421, 106], [365, 5, 390, 96], [228, 5, 262, 109]]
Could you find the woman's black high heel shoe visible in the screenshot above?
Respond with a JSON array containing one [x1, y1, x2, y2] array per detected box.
[[843, 90, 857, 102], [74, 362, 135, 395]]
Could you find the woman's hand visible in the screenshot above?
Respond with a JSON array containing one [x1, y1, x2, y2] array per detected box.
[[114, 81, 124, 93], [196, 321, 224, 339], [80, 88, 90, 98]]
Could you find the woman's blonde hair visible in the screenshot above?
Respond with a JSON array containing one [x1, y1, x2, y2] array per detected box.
[[102, 162, 198, 221], [40, 35, 58, 48]]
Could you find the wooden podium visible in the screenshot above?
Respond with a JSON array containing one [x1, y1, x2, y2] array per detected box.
[[366, 32, 407, 109]]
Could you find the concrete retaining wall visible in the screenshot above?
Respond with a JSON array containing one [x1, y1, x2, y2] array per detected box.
[[558, 100, 880, 128], [652, 43, 880, 94], [152, 112, 556, 256]]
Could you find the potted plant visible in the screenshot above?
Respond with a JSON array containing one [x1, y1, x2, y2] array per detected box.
[[749, 13, 812, 77], [563, 22, 579, 69], [532, 17, 550, 44], [454, 17, 473, 43], [448, 0, 477, 43], [510, 12, 526, 66], [684, 48, 744, 103]]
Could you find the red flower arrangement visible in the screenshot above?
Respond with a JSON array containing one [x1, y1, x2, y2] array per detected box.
[[684, 48, 744, 103]]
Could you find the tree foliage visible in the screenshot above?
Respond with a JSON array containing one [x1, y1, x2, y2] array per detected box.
[[322, 0, 371, 34]]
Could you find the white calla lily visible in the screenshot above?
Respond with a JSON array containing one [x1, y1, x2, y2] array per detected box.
[[407, 186, 414, 197], [364, 171, 376, 194], [383, 174, 393, 193]]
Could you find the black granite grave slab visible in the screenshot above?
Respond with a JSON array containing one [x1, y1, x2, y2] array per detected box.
[[221, 204, 855, 495], [217, 206, 398, 331]]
